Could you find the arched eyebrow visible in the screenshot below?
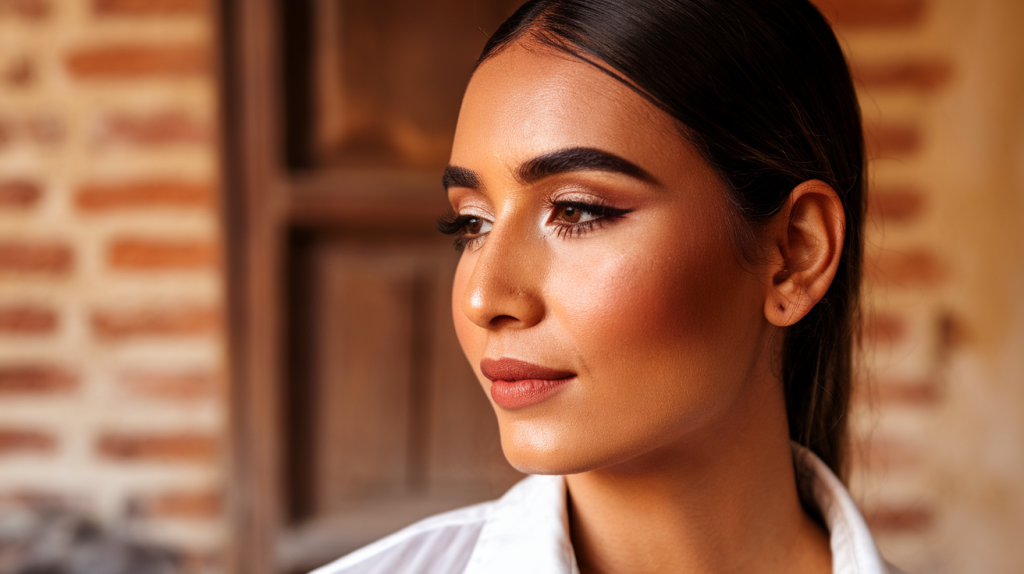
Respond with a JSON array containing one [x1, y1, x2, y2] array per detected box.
[[517, 147, 656, 185], [441, 166, 479, 191], [442, 147, 656, 191]]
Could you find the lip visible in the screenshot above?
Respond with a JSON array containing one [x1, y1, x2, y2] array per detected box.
[[481, 357, 576, 409]]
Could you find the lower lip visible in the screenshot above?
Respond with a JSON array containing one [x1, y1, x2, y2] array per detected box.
[[489, 377, 575, 409]]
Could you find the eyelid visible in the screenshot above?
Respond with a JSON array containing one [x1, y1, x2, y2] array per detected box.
[[455, 205, 493, 221], [549, 188, 610, 205], [450, 189, 494, 217]]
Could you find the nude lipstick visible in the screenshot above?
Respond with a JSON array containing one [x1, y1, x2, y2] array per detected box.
[[480, 357, 576, 409]]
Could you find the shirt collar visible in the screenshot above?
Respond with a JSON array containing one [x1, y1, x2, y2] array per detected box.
[[792, 442, 889, 574], [464, 473, 578, 574], [465, 443, 886, 574]]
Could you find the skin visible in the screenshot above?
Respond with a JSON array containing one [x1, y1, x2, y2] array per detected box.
[[446, 41, 845, 574]]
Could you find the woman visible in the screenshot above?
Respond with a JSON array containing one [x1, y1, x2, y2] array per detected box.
[[315, 0, 895, 572]]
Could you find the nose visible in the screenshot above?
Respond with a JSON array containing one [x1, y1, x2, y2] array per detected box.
[[459, 222, 546, 331]]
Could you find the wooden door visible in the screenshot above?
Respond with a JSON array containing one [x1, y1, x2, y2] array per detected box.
[[219, 1, 525, 572]]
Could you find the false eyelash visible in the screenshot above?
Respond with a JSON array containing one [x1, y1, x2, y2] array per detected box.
[[436, 201, 632, 251], [548, 201, 632, 239], [437, 211, 467, 235], [554, 218, 604, 239], [437, 211, 481, 252]]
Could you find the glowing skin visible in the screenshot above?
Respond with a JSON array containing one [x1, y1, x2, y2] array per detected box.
[[447, 43, 843, 574]]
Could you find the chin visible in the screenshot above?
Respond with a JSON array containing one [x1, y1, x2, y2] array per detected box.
[[496, 416, 643, 476]]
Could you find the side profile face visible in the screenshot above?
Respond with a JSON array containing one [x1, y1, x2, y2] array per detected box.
[[446, 42, 777, 475]]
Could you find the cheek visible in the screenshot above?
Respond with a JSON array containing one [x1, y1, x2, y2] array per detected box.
[[546, 207, 762, 426], [549, 219, 740, 365]]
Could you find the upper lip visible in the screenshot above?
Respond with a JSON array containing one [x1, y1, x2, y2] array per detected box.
[[480, 357, 576, 382]]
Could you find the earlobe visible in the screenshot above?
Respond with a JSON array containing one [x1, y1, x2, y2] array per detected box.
[[763, 180, 845, 327]]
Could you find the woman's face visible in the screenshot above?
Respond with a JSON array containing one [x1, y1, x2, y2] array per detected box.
[[447, 44, 774, 475]]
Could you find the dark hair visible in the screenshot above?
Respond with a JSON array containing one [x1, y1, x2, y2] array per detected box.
[[478, 0, 864, 478]]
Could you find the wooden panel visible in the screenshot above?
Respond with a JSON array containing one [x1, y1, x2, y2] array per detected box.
[[285, 170, 447, 227], [312, 0, 524, 168], [305, 237, 523, 510], [314, 245, 418, 507]]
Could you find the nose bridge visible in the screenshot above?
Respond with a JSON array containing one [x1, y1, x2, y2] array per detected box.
[[461, 213, 546, 330]]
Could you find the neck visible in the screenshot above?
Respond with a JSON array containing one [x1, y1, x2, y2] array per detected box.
[[564, 370, 831, 574]]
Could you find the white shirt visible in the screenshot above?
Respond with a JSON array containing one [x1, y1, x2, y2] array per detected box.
[[312, 443, 898, 574]]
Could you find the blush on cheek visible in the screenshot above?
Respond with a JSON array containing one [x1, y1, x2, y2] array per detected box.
[[548, 233, 726, 351]]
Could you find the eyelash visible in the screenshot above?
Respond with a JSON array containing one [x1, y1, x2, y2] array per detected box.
[[437, 201, 631, 252], [437, 212, 486, 252]]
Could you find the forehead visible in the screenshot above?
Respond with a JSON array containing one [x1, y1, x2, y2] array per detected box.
[[451, 43, 682, 171]]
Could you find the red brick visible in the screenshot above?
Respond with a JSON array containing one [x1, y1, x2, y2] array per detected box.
[[871, 248, 944, 286], [863, 311, 906, 346], [109, 238, 218, 270], [0, 180, 42, 209], [854, 59, 952, 92], [76, 181, 213, 211], [65, 44, 210, 78], [97, 433, 217, 463], [867, 123, 922, 159], [94, 111, 212, 146], [92, 306, 219, 339], [865, 505, 934, 533], [0, 304, 57, 333], [868, 185, 926, 225], [94, 0, 206, 15], [0, 0, 51, 20], [874, 378, 940, 406], [813, 0, 926, 28], [0, 365, 76, 394], [0, 241, 73, 274], [2, 56, 34, 87], [136, 490, 221, 518], [120, 370, 218, 401], [0, 428, 56, 454]]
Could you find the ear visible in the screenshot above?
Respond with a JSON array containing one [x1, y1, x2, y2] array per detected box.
[[764, 180, 846, 327]]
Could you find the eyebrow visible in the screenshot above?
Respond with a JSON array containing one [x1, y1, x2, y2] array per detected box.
[[441, 147, 656, 191], [441, 166, 479, 191]]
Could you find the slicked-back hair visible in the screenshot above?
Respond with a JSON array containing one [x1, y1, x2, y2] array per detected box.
[[478, 0, 864, 479]]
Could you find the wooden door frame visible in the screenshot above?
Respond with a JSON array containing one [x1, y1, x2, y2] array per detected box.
[[218, 0, 287, 572], [217, 1, 451, 571]]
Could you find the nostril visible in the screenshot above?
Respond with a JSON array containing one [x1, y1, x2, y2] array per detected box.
[[489, 314, 520, 328]]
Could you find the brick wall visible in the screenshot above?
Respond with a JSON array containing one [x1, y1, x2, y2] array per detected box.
[[0, 0, 226, 570], [820, 0, 1024, 572]]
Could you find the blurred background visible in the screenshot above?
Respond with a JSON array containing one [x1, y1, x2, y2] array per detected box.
[[0, 0, 1020, 573]]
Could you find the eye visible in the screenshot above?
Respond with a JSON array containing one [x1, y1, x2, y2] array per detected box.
[[437, 211, 494, 252], [551, 200, 630, 225], [553, 203, 599, 225], [465, 216, 492, 235], [547, 200, 632, 239]]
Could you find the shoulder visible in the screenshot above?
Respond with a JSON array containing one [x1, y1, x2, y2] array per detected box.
[[307, 500, 495, 574]]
